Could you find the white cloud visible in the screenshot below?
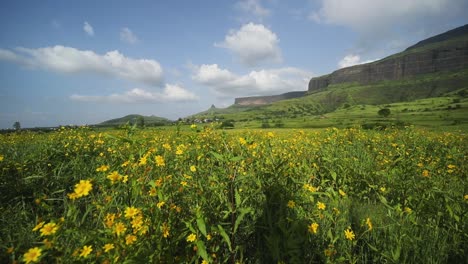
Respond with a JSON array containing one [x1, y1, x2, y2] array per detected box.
[[70, 84, 198, 103], [310, 0, 468, 34], [192, 64, 312, 97], [236, 0, 271, 20], [120, 27, 139, 44], [0, 45, 163, 86], [83, 21, 94, 36], [215, 23, 281, 66], [338, 54, 376, 68]]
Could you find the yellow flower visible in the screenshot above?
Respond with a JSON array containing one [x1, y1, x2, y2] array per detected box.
[[190, 165, 197, 172], [317, 201, 326, 210], [180, 181, 188, 187], [125, 234, 137, 245], [157, 201, 165, 209], [0, 155, 4, 161], [121, 161, 130, 167], [105, 213, 116, 228], [344, 228, 355, 240], [32, 221, 45, 231], [287, 200, 295, 208], [40, 222, 59, 236], [464, 194, 468, 200], [202, 260, 208, 264], [155, 155, 165, 167], [148, 187, 157, 196], [161, 222, 170, 238], [303, 184, 317, 192], [139, 155, 148, 166], [191, 124, 197, 129], [107, 171, 122, 183], [23, 247, 42, 263], [308, 222, 319, 234], [380, 187, 386, 193], [67, 192, 78, 200], [339, 189, 346, 197], [187, 233, 197, 242], [124, 206, 140, 219], [239, 137, 247, 145], [73, 180, 93, 198], [422, 170, 429, 177], [79, 245, 92, 258], [96, 165, 109, 172], [114, 222, 127, 236], [366, 218, 373, 231], [206, 234, 212, 241], [103, 243, 114, 253], [131, 215, 144, 229]]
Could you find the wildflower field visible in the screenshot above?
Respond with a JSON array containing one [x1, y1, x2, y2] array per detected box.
[[0, 125, 467, 263]]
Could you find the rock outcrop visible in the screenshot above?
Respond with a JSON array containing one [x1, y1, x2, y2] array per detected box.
[[235, 91, 306, 106], [309, 24, 468, 92]]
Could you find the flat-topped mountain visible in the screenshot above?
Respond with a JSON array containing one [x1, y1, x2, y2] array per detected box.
[[309, 24, 468, 92]]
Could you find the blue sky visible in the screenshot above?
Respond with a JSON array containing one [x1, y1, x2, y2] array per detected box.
[[1, 0, 467, 128]]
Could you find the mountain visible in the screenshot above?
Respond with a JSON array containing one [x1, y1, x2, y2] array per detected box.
[[191, 24, 468, 129], [309, 24, 468, 92], [98, 114, 170, 126]]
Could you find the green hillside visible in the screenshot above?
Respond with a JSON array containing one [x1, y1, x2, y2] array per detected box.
[[191, 69, 468, 130], [98, 114, 170, 127]]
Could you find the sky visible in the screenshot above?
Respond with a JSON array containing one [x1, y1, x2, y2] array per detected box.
[[1, 0, 467, 128]]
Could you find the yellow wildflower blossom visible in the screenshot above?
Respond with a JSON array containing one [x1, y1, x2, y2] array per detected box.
[[187, 233, 197, 242], [96, 165, 109, 172], [190, 165, 197, 172], [155, 155, 165, 167], [73, 180, 93, 198], [287, 200, 295, 208], [308, 223, 319, 234], [0, 155, 4, 161], [344, 228, 355, 240], [23, 247, 42, 263], [79, 245, 92, 258], [114, 222, 127, 236], [138, 155, 148, 166], [339, 189, 346, 197], [107, 171, 122, 183], [422, 170, 429, 177], [32, 221, 45, 231], [162, 222, 170, 238], [125, 234, 137, 245], [317, 201, 326, 210], [157, 201, 165, 209], [124, 206, 140, 219], [103, 243, 114, 253], [40, 222, 59, 236], [366, 218, 373, 231]]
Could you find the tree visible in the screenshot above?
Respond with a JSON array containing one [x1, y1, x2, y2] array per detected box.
[[13, 121, 21, 131], [378, 108, 391, 118]]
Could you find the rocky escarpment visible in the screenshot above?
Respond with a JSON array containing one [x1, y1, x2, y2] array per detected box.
[[235, 91, 306, 106], [309, 25, 468, 92]]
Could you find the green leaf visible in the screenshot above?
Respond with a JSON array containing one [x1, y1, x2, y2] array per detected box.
[[210, 151, 224, 161], [234, 208, 252, 233], [196, 217, 207, 236], [217, 224, 232, 252], [196, 240, 209, 261]]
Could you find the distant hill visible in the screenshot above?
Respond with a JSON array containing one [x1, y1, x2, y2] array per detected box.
[[98, 114, 170, 126]]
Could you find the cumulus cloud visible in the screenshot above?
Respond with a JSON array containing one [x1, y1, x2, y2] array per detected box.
[[83, 21, 94, 36], [236, 0, 271, 20], [215, 23, 282, 66], [338, 54, 376, 68], [0, 45, 163, 86], [311, 0, 467, 32], [70, 84, 198, 103], [120, 27, 139, 44], [192, 64, 312, 97]]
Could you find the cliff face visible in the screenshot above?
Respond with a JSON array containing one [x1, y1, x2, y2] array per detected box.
[[309, 26, 468, 92], [235, 91, 306, 106]]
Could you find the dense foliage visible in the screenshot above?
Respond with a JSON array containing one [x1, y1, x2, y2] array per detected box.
[[1, 126, 467, 263]]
